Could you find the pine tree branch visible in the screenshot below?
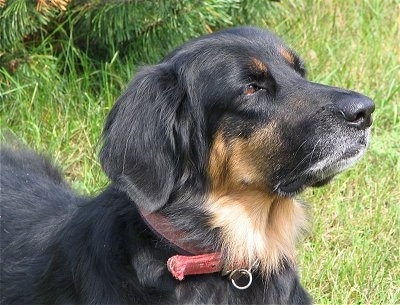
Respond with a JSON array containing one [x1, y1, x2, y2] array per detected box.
[[36, 0, 71, 12]]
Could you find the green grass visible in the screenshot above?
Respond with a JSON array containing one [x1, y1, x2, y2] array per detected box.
[[1, 0, 399, 303]]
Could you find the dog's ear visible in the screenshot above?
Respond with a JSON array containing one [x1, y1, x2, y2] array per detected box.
[[100, 64, 201, 212]]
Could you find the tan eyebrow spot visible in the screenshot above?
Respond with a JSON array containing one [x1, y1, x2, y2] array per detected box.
[[279, 47, 295, 64], [250, 57, 268, 73]]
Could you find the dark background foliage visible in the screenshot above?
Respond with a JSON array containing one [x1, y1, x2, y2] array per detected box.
[[0, 0, 276, 70]]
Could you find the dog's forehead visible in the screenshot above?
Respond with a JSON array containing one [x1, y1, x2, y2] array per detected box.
[[167, 27, 295, 61], [213, 29, 300, 66], [222, 28, 306, 76], [164, 27, 305, 78], [216, 27, 297, 56]]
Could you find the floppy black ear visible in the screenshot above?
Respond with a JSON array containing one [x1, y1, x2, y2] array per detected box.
[[100, 64, 198, 212]]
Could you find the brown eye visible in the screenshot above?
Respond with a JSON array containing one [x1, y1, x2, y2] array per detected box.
[[245, 84, 260, 95]]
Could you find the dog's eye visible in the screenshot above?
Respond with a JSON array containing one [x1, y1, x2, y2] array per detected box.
[[244, 84, 261, 95]]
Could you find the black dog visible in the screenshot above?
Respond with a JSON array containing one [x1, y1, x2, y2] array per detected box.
[[1, 27, 374, 304]]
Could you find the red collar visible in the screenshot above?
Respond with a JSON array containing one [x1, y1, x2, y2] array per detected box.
[[139, 210, 223, 280], [139, 210, 254, 289]]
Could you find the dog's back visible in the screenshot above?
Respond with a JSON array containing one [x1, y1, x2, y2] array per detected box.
[[0, 149, 81, 302], [0, 149, 78, 241]]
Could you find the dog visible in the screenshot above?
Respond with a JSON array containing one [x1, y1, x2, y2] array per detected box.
[[0, 27, 374, 304]]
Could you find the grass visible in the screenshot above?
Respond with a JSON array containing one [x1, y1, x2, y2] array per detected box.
[[1, 0, 399, 303]]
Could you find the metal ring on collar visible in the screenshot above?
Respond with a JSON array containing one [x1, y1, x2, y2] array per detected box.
[[229, 268, 253, 290]]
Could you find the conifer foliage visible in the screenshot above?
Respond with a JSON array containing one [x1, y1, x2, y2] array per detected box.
[[0, 0, 276, 71]]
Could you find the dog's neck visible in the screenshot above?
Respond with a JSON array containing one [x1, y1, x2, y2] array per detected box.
[[205, 191, 309, 275], [140, 191, 308, 277]]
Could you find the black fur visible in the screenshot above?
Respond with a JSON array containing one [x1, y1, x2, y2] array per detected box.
[[1, 27, 374, 304]]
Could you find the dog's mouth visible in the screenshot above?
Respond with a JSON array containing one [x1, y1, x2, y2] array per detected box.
[[276, 140, 369, 197]]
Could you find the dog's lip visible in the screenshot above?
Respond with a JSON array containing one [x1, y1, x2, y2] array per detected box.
[[278, 172, 336, 195], [277, 175, 309, 195], [340, 143, 365, 159]]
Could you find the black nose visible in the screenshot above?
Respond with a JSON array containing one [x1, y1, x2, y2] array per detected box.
[[335, 94, 375, 129]]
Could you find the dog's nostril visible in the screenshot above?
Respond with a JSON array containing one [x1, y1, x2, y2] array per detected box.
[[336, 95, 375, 129], [341, 108, 367, 123], [354, 112, 364, 121]]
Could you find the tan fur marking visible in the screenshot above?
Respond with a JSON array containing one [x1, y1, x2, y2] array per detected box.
[[207, 131, 308, 275], [209, 124, 280, 194], [250, 57, 268, 73], [279, 47, 295, 64], [205, 194, 307, 274], [208, 134, 264, 195]]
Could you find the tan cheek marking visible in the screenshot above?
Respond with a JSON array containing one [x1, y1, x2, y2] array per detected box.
[[208, 132, 229, 191], [238, 122, 282, 185], [208, 122, 281, 195], [279, 47, 295, 64], [208, 132, 260, 195], [248, 121, 281, 154], [228, 139, 265, 190]]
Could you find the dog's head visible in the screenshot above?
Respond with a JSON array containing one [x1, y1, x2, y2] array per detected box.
[[100, 27, 374, 212]]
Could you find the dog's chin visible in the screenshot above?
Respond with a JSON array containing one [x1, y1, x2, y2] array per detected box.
[[277, 175, 309, 196], [310, 177, 334, 187], [276, 174, 332, 197], [276, 142, 368, 197]]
